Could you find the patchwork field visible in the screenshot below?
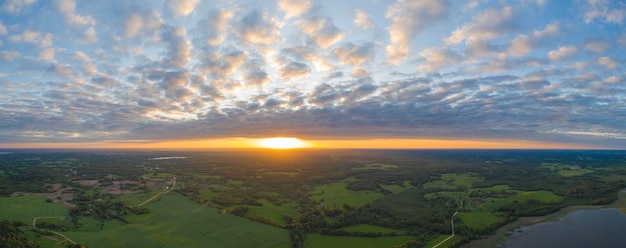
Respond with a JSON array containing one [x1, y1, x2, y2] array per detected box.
[[64, 193, 290, 248]]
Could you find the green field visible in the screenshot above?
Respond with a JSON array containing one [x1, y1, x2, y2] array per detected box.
[[310, 182, 384, 208], [0, 196, 68, 224], [64, 193, 290, 248], [338, 224, 406, 235], [381, 181, 415, 194], [423, 173, 483, 190], [245, 199, 299, 225], [304, 234, 415, 248], [457, 211, 504, 229]]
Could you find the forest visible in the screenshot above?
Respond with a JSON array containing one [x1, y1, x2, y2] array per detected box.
[[0, 149, 625, 247]]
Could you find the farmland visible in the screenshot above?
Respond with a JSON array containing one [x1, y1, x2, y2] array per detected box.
[[0, 149, 625, 247]]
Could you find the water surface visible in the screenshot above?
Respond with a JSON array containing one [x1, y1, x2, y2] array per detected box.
[[504, 208, 626, 248]]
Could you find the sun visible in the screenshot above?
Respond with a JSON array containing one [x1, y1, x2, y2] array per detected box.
[[255, 137, 310, 149]]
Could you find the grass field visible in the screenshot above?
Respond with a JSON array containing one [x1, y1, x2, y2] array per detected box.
[[65, 193, 290, 248], [381, 181, 415, 194], [457, 211, 504, 229], [337, 224, 406, 235], [304, 234, 415, 248], [0, 196, 68, 224], [245, 199, 299, 225], [310, 182, 384, 208]]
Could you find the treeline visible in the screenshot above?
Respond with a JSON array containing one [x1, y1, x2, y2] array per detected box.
[[0, 220, 40, 248]]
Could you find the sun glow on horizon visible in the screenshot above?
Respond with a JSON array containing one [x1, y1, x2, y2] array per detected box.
[[255, 137, 311, 149]]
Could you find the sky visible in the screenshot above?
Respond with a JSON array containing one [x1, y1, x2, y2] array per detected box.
[[0, 0, 625, 149]]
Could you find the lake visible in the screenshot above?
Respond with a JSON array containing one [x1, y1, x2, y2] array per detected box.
[[502, 208, 626, 248]]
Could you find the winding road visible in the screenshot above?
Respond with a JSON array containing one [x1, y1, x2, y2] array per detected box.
[[32, 216, 77, 244], [432, 201, 463, 248]]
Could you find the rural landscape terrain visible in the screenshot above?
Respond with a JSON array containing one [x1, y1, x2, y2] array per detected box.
[[0, 149, 625, 248]]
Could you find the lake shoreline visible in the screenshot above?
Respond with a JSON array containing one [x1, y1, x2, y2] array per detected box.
[[461, 188, 626, 248]]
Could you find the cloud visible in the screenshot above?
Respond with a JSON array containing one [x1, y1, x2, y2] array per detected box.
[[582, 38, 609, 53], [446, 6, 515, 44], [239, 9, 282, 45], [278, 0, 312, 19], [197, 9, 233, 47], [332, 42, 375, 66], [278, 60, 310, 81], [162, 26, 191, 67], [419, 47, 463, 72], [547, 45, 577, 61], [9, 29, 54, 47], [2, 0, 35, 13], [297, 17, 344, 49], [80, 27, 97, 44], [354, 9, 374, 29], [507, 23, 559, 56], [198, 50, 248, 77], [351, 68, 370, 78], [0, 21, 7, 35], [168, 0, 199, 16], [583, 0, 626, 24], [38, 47, 56, 61], [53, 0, 96, 26], [124, 9, 163, 38], [597, 57, 619, 70], [385, 0, 448, 65]]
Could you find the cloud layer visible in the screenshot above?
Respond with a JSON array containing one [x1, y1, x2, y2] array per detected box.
[[0, 0, 625, 148]]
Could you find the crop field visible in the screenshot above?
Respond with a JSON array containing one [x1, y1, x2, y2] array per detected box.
[[304, 233, 415, 248], [64, 193, 290, 248], [0, 196, 68, 223], [310, 182, 384, 208]]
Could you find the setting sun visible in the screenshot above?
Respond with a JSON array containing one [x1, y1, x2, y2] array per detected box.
[[255, 138, 310, 149]]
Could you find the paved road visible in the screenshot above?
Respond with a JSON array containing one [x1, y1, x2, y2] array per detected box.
[[32, 216, 77, 244]]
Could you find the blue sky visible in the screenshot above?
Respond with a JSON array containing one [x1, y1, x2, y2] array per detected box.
[[0, 0, 625, 148]]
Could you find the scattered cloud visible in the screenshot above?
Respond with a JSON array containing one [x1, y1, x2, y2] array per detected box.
[[297, 17, 343, 49], [278, 0, 312, 19], [53, 0, 96, 26], [239, 9, 282, 45], [354, 9, 374, 29], [2, 0, 35, 13], [446, 6, 516, 44], [386, 0, 448, 65], [168, 0, 200, 16], [547, 45, 577, 61], [0, 1, 624, 148]]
